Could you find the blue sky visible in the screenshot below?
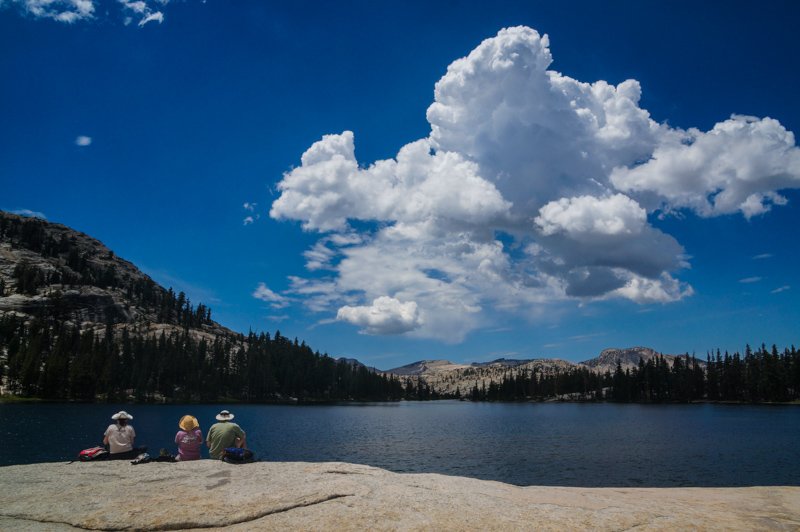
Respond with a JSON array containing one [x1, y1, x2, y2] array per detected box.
[[2, 0, 799, 369]]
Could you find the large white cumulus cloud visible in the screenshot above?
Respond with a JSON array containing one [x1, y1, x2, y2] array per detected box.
[[268, 26, 800, 341]]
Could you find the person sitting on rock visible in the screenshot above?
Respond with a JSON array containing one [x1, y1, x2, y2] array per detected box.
[[206, 410, 247, 460], [175, 415, 203, 461], [103, 411, 136, 456]]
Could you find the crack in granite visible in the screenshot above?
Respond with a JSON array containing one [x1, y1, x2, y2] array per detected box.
[[0, 493, 354, 531]]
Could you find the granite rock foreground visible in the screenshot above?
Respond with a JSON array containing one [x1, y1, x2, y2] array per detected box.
[[0, 461, 798, 531]]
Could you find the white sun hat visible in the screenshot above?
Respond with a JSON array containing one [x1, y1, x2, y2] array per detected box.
[[215, 410, 235, 421], [111, 411, 133, 420]]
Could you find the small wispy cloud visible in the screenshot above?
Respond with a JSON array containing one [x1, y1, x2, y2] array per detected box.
[[13, 0, 96, 24], [243, 203, 260, 225], [7, 0, 169, 26], [569, 332, 606, 341], [119, 0, 163, 27], [9, 209, 47, 219], [137, 10, 162, 26], [119, 0, 148, 14], [307, 318, 337, 330], [738, 277, 762, 284], [752, 253, 773, 260], [252, 282, 290, 308], [771, 285, 791, 294], [75, 135, 92, 146]]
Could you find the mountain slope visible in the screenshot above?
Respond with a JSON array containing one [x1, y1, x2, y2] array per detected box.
[[0, 211, 231, 339], [0, 211, 403, 402]]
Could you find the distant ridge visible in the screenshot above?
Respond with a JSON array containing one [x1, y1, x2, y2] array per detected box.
[[384, 348, 673, 376], [382, 347, 683, 396], [471, 358, 529, 368], [384, 359, 471, 376]]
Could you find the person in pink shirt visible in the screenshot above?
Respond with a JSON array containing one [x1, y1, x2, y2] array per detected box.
[[175, 415, 203, 461]]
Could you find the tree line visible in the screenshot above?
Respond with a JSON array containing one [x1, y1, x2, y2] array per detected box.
[[2, 312, 797, 403], [465, 347, 800, 403], [0, 314, 412, 402]]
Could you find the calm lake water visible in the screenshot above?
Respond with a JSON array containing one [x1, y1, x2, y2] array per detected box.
[[1, 401, 798, 487]]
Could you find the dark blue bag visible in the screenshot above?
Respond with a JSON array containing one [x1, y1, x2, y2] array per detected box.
[[221, 447, 255, 463]]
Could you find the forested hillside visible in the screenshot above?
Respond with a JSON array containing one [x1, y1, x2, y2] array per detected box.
[[0, 211, 406, 402]]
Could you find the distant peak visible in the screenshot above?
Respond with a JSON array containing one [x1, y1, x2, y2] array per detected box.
[[581, 346, 669, 369], [384, 359, 458, 375]]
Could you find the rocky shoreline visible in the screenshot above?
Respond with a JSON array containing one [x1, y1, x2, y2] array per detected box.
[[0, 461, 798, 531]]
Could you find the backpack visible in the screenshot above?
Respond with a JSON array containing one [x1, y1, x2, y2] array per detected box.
[[154, 448, 176, 462], [221, 447, 255, 464], [130, 452, 151, 465], [79, 446, 109, 461]]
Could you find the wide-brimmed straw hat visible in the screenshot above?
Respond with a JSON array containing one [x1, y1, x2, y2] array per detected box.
[[179, 415, 199, 431], [215, 410, 235, 421], [111, 410, 133, 421]]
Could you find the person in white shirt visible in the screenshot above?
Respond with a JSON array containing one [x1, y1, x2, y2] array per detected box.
[[103, 411, 136, 454]]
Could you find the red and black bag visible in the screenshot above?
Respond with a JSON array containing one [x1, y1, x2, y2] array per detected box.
[[78, 446, 109, 461]]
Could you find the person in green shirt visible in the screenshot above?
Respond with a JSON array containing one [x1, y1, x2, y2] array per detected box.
[[206, 410, 247, 459]]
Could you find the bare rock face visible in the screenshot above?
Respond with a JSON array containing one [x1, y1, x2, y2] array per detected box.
[[385, 358, 579, 396], [0, 461, 798, 531], [581, 346, 662, 371], [0, 211, 239, 351]]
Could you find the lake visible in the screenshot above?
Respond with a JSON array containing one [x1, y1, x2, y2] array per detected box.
[[1, 401, 798, 487]]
